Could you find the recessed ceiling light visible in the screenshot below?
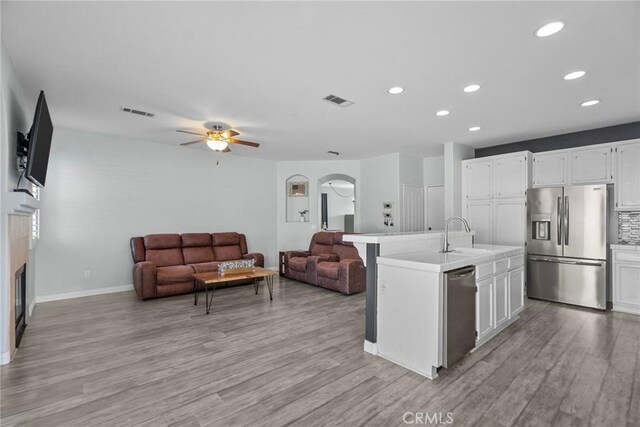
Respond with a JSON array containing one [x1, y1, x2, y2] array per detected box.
[[581, 99, 600, 107], [535, 21, 565, 37], [436, 110, 450, 116], [564, 71, 586, 80], [469, 126, 481, 132], [388, 87, 404, 95], [463, 84, 480, 93]]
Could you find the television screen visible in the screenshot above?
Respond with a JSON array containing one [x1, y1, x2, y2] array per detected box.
[[26, 91, 53, 187]]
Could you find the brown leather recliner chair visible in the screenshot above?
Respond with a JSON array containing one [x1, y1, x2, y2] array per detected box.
[[131, 232, 264, 299], [283, 232, 365, 295]]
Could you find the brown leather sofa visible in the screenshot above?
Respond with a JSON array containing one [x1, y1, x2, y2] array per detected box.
[[283, 232, 365, 295], [130, 232, 264, 299]]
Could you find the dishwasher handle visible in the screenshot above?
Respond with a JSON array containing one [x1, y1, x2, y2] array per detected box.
[[447, 266, 476, 279]]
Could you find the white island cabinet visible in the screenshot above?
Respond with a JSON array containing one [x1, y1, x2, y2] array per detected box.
[[611, 245, 640, 315], [375, 244, 525, 379]]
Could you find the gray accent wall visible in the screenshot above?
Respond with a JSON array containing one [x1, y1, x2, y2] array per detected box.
[[475, 121, 640, 158]]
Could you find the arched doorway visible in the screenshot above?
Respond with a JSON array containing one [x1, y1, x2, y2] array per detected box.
[[317, 174, 356, 232]]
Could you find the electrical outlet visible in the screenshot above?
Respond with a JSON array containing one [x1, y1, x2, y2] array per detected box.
[[84, 270, 91, 279]]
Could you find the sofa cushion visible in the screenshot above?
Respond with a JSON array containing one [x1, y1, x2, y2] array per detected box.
[[311, 244, 333, 256], [313, 232, 334, 245], [183, 246, 215, 264], [317, 262, 340, 279], [212, 232, 241, 246], [144, 234, 182, 249], [332, 244, 360, 261], [289, 257, 308, 272], [189, 261, 219, 274], [214, 245, 242, 261], [182, 233, 212, 247], [146, 248, 185, 267], [156, 265, 194, 284]]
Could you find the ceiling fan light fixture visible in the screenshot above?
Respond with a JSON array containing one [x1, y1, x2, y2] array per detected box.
[[206, 139, 229, 151]]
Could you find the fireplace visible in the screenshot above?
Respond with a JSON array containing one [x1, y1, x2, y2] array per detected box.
[[15, 264, 26, 348]]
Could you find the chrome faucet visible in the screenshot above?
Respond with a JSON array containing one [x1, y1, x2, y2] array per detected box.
[[441, 217, 472, 253]]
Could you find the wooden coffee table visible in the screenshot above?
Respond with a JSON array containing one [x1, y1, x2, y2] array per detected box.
[[193, 267, 277, 314]]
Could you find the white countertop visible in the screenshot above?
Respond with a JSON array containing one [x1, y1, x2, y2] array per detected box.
[[611, 244, 640, 251], [377, 244, 525, 273], [343, 230, 475, 244]]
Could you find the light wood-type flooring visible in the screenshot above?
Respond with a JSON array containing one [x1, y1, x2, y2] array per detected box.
[[1, 277, 639, 426]]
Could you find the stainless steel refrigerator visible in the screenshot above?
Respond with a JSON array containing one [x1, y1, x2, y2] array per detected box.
[[527, 185, 607, 310]]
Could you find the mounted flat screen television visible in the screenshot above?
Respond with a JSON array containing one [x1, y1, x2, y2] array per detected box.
[[25, 91, 53, 187]]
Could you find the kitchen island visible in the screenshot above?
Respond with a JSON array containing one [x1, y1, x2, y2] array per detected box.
[[345, 231, 524, 380], [376, 244, 525, 379]]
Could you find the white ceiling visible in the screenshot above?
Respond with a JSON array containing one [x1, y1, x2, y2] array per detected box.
[[2, 1, 639, 160]]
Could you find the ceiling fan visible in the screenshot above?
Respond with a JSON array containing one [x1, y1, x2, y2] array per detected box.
[[177, 122, 260, 153]]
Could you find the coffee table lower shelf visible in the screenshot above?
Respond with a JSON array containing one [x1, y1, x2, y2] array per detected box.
[[193, 268, 277, 314]]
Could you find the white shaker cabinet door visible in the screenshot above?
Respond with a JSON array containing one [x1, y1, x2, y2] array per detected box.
[[465, 200, 494, 245], [615, 140, 640, 210], [476, 277, 495, 342], [533, 151, 569, 187], [508, 267, 525, 318], [495, 155, 528, 198], [465, 161, 493, 200], [494, 273, 509, 328], [493, 199, 526, 246], [572, 145, 612, 184]]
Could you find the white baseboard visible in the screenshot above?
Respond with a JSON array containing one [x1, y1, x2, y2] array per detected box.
[[364, 340, 378, 355], [36, 284, 134, 303], [265, 266, 279, 272], [612, 305, 640, 316], [0, 351, 11, 365]]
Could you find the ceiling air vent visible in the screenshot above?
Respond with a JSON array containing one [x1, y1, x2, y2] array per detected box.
[[120, 107, 155, 118], [322, 94, 353, 108]]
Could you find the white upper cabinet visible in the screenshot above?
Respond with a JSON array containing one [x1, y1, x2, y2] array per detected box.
[[465, 161, 493, 200], [572, 145, 613, 184], [614, 139, 640, 211], [533, 151, 569, 187], [495, 155, 529, 198]]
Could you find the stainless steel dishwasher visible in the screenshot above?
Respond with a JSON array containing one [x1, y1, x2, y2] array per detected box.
[[443, 265, 476, 369]]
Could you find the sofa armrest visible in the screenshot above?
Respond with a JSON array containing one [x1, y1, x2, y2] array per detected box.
[[133, 261, 156, 300], [243, 252, 264, 268], [338, 259, 366, 295]]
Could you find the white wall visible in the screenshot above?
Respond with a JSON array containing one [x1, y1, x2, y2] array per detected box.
[[360, 153, 399, 233], [320, 181, 354, 231], [0, 42, 35, 361], [444, 142, 474, 225], [277, 160, 360, 251], [424, 155, 444, 186], [35, 128, 277, 299]]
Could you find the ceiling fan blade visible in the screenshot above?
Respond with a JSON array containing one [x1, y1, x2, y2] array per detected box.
[[180, 139, 206, 146], [177, 130, 207, 137], [221, 130, 240, 138], [222, 146, 232, 153], [229, 138, 260, 148]]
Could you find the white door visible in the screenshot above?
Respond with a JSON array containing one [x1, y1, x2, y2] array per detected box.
[[425, 185, 444, 231], [508, 267, 525, 318], [615, 140, 640, 210], [572, 145, 612, 184], [495, 155, 528, 198], [477, 277, 495, 342], [533, 151, 569, 187], [465, 161, 493, 200], [465, 200, 494, 244], [494, 199, 527, 246], [403, 184, 424, 232], [495, 273, 509, 328]]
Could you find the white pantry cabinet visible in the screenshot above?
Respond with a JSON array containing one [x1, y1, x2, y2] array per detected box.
[[572, 145, 613, 184], [532, 150, 570, 187], [614, 139, 640, 211], [462, 152, 530, 247], [611, 246, 640, 315]]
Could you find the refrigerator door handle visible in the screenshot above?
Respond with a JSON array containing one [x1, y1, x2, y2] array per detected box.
[[565, 196, 569, 246], [557, 196, 562, 246], [529, 256, 603, 267]]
